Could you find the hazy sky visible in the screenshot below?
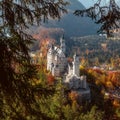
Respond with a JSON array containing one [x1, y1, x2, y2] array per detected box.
[[79, 0, 119, 8], [79, 0, 96, 8]]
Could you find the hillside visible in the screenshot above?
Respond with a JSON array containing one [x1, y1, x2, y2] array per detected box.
[[31, 0, 100, 50], [40, 0, 99, 37]]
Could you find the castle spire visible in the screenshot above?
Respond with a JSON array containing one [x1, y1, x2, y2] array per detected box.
[[73, 53, 80, 77], [60, 34, 66, 53]]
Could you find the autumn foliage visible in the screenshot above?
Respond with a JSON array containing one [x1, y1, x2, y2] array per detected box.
[[69, 91, 79, 102], [81, 66, 120, 89], [33, 27, 64, 59], [47, 74, 55, 85]]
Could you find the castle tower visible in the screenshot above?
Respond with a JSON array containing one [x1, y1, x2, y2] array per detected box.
[[60, 35, 66, 53], [81, 76, 87, 89], [47, 45, 54, 71], [73, 53, 80, 77], [68, 64, 72, 75]]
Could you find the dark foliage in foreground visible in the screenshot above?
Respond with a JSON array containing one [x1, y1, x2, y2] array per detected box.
[[74, 0, 120, 37], [0, 0, 68, 119]]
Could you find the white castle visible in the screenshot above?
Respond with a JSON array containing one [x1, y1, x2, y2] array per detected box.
[[47, 36, 67, 76], [47, 36, 90, 102], [65, 53, 87, 89], [64, 54, 90, 102]]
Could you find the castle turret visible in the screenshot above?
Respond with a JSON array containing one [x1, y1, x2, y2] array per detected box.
[[73, 53, 80, 77], [47, 45, 54, 71], [68, 64, 72, 75], [81, 76, 87, 89], [60, 35, 66, 53]]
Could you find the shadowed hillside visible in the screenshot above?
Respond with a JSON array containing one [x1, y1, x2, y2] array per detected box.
[[42, 0, 99, 37], [31, 0, 100, 51]]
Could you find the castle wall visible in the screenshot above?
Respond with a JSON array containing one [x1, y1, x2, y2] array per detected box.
[[52, 67, 60, 77], [47, 53, 53, 71]]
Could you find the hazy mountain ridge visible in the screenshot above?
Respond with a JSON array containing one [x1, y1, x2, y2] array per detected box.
[[31, 0, 100, 51], [41, 0, 99, 37]]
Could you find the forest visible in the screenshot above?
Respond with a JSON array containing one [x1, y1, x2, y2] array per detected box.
[[0, 0, 120, 120]]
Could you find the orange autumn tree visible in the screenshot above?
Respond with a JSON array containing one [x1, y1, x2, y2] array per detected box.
[[47, 74, 55, 85], [69, 91, 79, 102]]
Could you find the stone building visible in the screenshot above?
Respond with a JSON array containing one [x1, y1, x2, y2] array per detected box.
[[64, 54, 90, 102], [47, 36, 90, 102], [47, 36, 67, 77]]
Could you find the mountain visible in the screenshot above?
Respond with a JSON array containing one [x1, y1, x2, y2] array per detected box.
[[41, 0, 99, 37]]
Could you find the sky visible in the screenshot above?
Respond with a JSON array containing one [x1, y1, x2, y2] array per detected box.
[[79, 0, 120, 8], [79, 0, 96, 8]]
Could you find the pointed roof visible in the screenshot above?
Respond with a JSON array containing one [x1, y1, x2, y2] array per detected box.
[[73, 52, 79, 60], [60, 34, 65, 43], [48, 44, 54, 53]]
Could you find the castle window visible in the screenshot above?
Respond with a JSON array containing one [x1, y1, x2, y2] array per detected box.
[[56, 65, 59, 68], [51, 63, 54, 67]]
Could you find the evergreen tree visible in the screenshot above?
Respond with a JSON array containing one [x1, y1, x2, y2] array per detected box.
[[79, 106, 104, 120], [0, 0, 68, 119], [75, 0, 120, 37], [47, 79, 66, 120]]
